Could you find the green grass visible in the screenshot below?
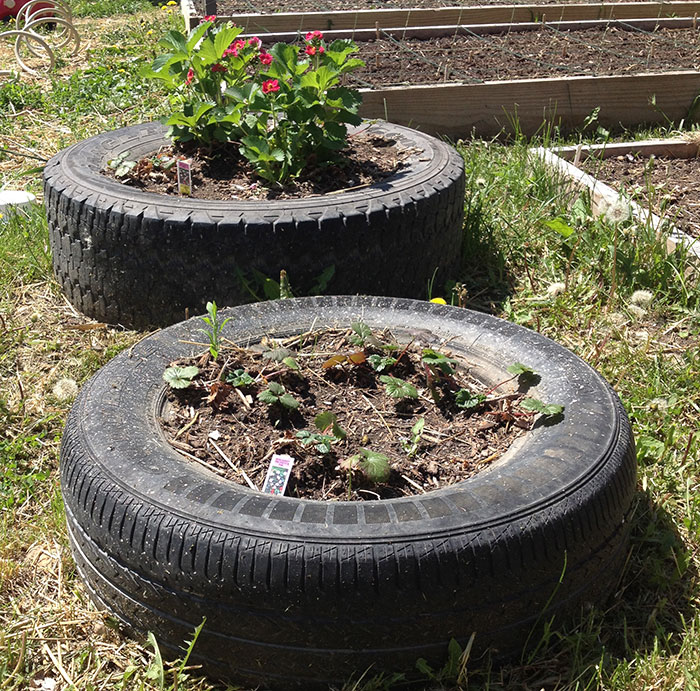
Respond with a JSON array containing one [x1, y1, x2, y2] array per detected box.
[[2, 6, 700, 690]]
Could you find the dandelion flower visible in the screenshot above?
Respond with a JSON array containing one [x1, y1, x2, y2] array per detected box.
[[604, 198, 632, 225], [628, 304, 646, 319], [53, 378, 79, 401], [546, 281, 566, 298], [630, 289, 653, 307]]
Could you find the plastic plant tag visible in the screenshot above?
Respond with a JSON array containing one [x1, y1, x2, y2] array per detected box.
[[177, 160, 192, 195], [262, 454, 295, 496]]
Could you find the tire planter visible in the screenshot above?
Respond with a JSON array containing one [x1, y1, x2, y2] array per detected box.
[[43, 121, 465, 330], [61, 296, 636, 688]]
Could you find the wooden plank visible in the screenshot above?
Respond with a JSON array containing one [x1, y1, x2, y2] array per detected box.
[[245, 16, 698, 41], [357, 71, 700, 139], [543, 138, 700, 161], [202, 2, 700, 33], [532, 142, 700, 256]]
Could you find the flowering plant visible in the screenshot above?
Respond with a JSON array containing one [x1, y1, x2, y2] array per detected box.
[[140, 20, 365, 183]]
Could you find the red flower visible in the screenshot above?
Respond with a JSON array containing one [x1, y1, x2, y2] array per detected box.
[[305, 30, 323, 41], [211, 63, 226, 73], [305, 44, 325, 56], [261, 79, 280, 94], [259, 51, 273, 65], [247, 36, 262, 48], [223, 39, 245, 58], [203, 14, 216, 21], [185, 68, 194, 85]]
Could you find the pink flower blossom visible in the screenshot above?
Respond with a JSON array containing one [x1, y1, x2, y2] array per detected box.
[[305, 44, 325, 56], [211, 63, 226, 73], [223, 39, 245, 58], [261, 79, 279, 94], [203, 14, 216, 21], [185, 68, 194, 85], [305, 30, 323, 41], [247, 36, 262, 48], [259, 51, 273, 65]]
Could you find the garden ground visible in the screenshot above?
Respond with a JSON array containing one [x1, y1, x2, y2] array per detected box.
[[1, 2, 700, 689]]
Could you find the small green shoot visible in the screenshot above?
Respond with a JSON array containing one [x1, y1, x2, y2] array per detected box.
[[401, 417, 425, 457], [107, 150, 137, 178], [349, 320, 373, 346], [367, 354, 397, 372], [200, 301, 231, 359], [379, 375, 418, 399], [163, 365, 199, 389], [422, 348, 457, 377], [455, 389, 486, 410], [296, 411, 346, 453], [520, 398, 565, 417], [226, 368, 255, 388], [507, 362, 537, 377], [257, 381, 299, 410], [342, 448, 391, 483]]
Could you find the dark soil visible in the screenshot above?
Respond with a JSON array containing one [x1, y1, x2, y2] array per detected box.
[[349, 26, 700, 87], [209, 0, 656, 13], [106, 130, 407, 200], [160, 326, 537, 501], [582, 151, 700, 239]]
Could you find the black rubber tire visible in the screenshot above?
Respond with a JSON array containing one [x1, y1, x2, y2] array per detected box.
[[60, 296, 636, 688], [43, 121, 465, 330]]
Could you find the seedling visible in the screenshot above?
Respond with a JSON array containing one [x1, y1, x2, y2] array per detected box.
[[401, 417, 425, 457], [200, 301, 231, 359], [422, 348, 457, 377], [262, 346, 299, 370], [367, 354, 397, 373], [520, 398, 565, 417], [163, 365, 199, 389], [340, 448, 391, 497], [486, 362, 539, 395], [107, 151, 137, 178], [348, 320, 373, 346], [296, 411, 346, 454], [379, 375, 418, 400], [257, 381, 299, 410], [227, 368, 255, 388], [455, 389, 486, 410]]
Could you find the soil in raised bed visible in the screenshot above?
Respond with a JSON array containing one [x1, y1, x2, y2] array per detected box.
[[348, 25, 700, 87], [209, 0, 656, 14], [106, 130, 408, 200], [582, 152, 700, 239], [160, 325, 548, 501]]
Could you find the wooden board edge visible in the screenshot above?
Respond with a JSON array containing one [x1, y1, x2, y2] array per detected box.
[[530, 145, 700, 257]]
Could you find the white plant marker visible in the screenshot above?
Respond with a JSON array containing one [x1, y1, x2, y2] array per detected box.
[[262, 454, 295, 496], [176, 160, 192, 195]]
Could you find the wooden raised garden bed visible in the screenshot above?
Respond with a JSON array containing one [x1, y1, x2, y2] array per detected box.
[[532, 138, 700, 257], [178, 2, 700, 137]]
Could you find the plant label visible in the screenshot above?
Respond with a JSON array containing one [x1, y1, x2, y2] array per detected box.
[[262, 454, 295, 496], [177, 160, 192, 196]]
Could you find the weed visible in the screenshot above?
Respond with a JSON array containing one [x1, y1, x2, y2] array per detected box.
[[199, 301, 230, 359]]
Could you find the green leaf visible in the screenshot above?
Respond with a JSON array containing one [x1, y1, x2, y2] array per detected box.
[[520, 398, 564, 417], [257, 388, 279, 405], [422, 348, 457, 376], [455, 389, 486, 410], [411, 417, 425, 439], [145, 631, 165, 686], [367, 354, 397, 373], [267, 381, 285, 396], [544, 217, 576, 239], [163, 366, 199, 389], [358, 449, 391, 483], [507, 362, 536, 376], [314, 411, 336, 432], [263, 347, 293, 362], [349, 320, 372, 346], [279, 393, 300, 410], [226, 368, 254, 387], [282, 356, 299, 370], [380, 375, 418, 400]]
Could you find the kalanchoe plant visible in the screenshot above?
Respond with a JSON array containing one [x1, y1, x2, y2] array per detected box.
[[140, 21, 365, 183]]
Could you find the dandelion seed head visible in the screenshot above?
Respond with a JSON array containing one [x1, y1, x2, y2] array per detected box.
[[546, 281, 566, 298], [630, 289, 653, 306], [605, 197, 632, 224], [53, 378, 79, 401], [628, 304, 646, 319]]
